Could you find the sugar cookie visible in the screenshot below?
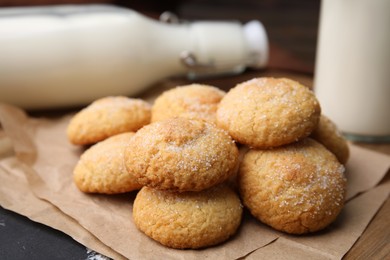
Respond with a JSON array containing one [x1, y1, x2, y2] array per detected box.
[[133, 185, 243, 249], [238, 138, 346, 234], [124, 117, 239, 192], [151, 84, 225, 124], [67, 96, 151, 145], [74, 132, 142, 194], [311, 115, 350, 164], [217, 77, 321, 148]]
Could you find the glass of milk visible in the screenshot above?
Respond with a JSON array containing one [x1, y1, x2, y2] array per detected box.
[[314, 0, 390, 142]]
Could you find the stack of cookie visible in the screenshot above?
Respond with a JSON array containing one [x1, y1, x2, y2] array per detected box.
[[67, 78, 349, 248], [67, 96, 151, 194], [217, 78, 348, 235], [67, 85, 243, 249], [126, 85, 243, 249], [125, 116, 243, 249]]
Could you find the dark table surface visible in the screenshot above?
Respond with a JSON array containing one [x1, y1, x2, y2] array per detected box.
[[0, 206, 91, 260]]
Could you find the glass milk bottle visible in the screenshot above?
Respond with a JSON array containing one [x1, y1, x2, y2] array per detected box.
[[0, 4, 268, 109], [314, 0, 390, 142]]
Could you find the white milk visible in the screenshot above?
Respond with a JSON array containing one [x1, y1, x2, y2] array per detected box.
[[0, 5, 268, 109], [314, 0, 390, 141]]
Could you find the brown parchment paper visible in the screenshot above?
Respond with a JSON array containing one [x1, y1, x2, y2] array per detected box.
[[0, 103, 389, 260]]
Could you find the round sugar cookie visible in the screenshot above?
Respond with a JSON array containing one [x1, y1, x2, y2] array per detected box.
[[133, 185, 243, 249], [124, 117, 239, 192], [67, 96, 151, 145], [217, 77, 321, 148], [74, 132, 142, 194], [238, 138, 346, 234], [151, 84, 225, 124], [311, 115, 350, 164]]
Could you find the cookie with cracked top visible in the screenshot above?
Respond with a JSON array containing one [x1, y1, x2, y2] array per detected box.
[[124, 117, 239, 192], [311, 115, 350, 164], [238, 138, 346, 234], [67, 96, 151, 145], [151, 84, 225, 124], [217, 77, 321, 148], [73, 132, 142, 194], [133, 184, 243, 249]]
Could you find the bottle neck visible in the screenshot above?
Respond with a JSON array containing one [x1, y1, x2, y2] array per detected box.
[[184, 21, 248, 78], [184, 20, 268, 79], [146, 18, 269, 79]]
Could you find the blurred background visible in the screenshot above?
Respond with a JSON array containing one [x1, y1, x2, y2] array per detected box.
[[0, 0, 320, 74]]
